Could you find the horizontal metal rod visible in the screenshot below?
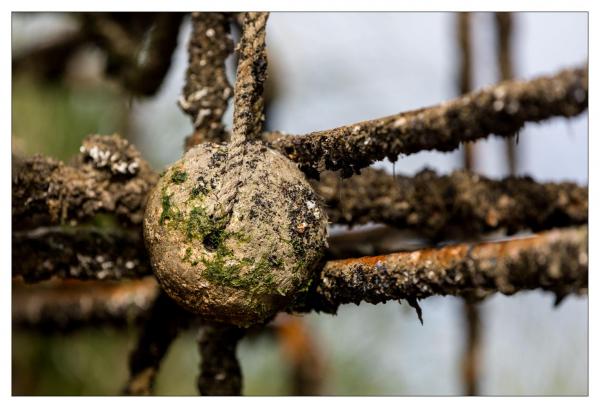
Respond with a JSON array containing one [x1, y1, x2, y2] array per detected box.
[[314, 168, 588, 239], [12, 134, 158, 229], [266, 66, 587, 177], [293, 226, 588, 314]]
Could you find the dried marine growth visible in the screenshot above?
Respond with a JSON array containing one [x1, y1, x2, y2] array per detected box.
[[12, 277, 159, 331], [231, 12, 269, 142], [197, 324, 245, 395], [12, 226, 151, 283], [295, 226, 587, 314], [180, 13, 235, 148], [143, 143, 328, 327], [315, 168, 587, 239], [124, 291, 193, 396], [266, 66, 588, 176], [12, 134, 158, 229]]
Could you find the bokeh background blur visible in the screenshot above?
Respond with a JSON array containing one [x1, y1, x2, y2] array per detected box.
[[12, 12, 588, 395]]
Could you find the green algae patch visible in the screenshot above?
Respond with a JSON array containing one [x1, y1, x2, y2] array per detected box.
[[159, 190, 181, 225], [171, 169, 188, 184], [201, 248, 280, 295]]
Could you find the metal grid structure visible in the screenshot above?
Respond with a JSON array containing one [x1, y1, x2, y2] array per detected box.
[[12, 12, 588, 395]]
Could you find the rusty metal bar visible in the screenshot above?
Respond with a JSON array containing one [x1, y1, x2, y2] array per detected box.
[[294, 226, 588, 314]]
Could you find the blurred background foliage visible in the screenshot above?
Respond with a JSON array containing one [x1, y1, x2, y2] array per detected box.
[[12, 12, 588, 395]]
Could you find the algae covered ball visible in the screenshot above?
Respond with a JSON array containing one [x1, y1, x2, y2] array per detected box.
[[143, 142, 328, 327]]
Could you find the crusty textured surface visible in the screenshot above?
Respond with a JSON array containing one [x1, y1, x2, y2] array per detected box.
[[144, 142, 328, 327]]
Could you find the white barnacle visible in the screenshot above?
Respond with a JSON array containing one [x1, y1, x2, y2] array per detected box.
[[89, 145, 100, 161], [205, 28, 215, 37], [113, 161, 128, 174], [190, 88, 209, 102], [97, 270, 109, 280], [194, 108, 212, 127], [393, 117, 407, 128], [493, 87, 507, 99], [506, 100, 520, 114], [128, 161, 140, 174], [306, 200, 316, 210], [178, 95, 191, 110], [493, 100, 505, 112]]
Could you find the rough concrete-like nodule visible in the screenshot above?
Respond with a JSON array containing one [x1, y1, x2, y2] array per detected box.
[[143, 141, 328, 327]]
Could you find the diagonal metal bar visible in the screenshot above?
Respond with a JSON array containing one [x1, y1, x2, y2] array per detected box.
[[81, 13, 184, 96], [265, 66, 587, 177]]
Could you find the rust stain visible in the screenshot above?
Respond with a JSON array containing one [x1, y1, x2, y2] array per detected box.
[[327, 228, 585, 272]]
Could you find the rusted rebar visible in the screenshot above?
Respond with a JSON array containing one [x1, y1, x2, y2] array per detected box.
[[457, 12, 480, 396], [123, 290, 193, 395], [12, 278, 159, 331], [457, 12, 476, 171], [82, 13, 184, 96], [315, 168, 587, 239], [12, 134, 157, 229], [12, 226, 151, 283], [266, 66, 587, 177], [462, 300, 481, 395], [495, 12, 518, 175], [197, 323, 245, 395], [180, 12, 235, 148], [12, 29, 89, 81], [274, 315, 326, 395], [293, 226, 588, 315]]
